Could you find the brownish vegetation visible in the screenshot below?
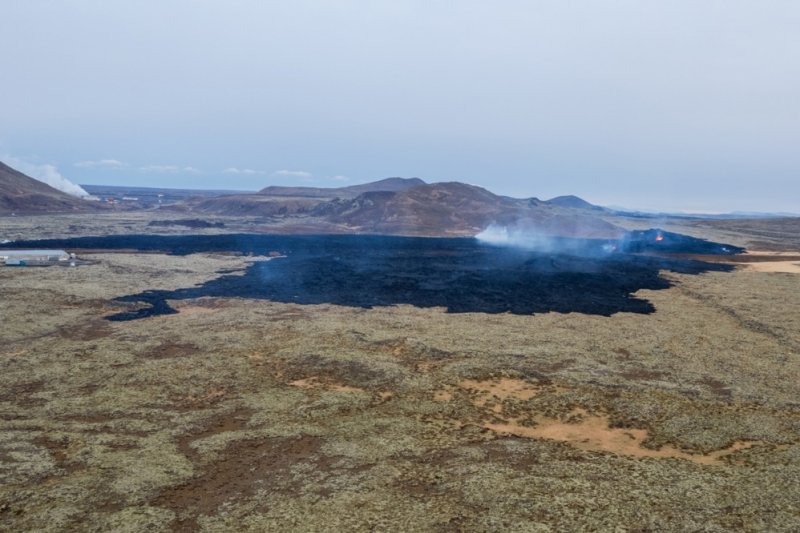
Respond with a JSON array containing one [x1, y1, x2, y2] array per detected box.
[[1, 235, 799, 530]]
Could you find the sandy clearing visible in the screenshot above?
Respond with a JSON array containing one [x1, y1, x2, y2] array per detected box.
[[483, 408, 759, 465], [460, 378, 541, 405], [744, 251, 800, 257], [743, 261, 800, 274], [738, 250, 800, 273], [434, 390, 453, 402]]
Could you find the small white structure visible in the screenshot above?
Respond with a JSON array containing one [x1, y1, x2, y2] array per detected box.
[[1, 250, 70, 266]]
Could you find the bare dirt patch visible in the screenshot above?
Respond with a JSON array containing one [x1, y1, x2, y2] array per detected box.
[[744, 261, 800, 274], [673, 251, 800, 274], [433, 390, 453, 402], [460, 378, 541, 406], [743, 251, 800, 257], [483, 408, 760, 466], [721, 251, 800, 274]]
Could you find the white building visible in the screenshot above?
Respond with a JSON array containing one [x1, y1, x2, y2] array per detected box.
[[1, 250, 70, 266]]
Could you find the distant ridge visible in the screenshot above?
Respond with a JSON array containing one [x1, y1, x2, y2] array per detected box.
[[179, 177, 623, 238], [0, 161, 100, 215], [547, 195, 602, 210], [186, 177, 428, 217], [258, 177, 426, 199], [311, 181, 622, 238]]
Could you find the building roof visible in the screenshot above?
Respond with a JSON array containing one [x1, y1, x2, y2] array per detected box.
[[0, 250, 68, 257]]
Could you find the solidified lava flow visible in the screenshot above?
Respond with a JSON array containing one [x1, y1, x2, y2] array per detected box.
[[1, 233, 739, 320]]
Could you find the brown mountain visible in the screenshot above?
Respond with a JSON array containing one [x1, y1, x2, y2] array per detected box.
[[178, 178, 623, 238], [0, 161, 99, 215], [312, 182, 622, 238], [547, 195, 604, 211]]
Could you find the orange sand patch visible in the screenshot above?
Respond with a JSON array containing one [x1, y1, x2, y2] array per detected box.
[[483, 408, 759, 465], [460, 378, 541, 407], [433, 390, 453, 402], [289, 377, 365, 394]]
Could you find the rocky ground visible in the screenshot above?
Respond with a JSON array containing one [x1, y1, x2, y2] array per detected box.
[[1, 238, 799, 531]]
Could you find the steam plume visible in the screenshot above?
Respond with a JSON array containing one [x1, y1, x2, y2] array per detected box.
[[476, 224, 616, 256], [4, 156, 90, 198]]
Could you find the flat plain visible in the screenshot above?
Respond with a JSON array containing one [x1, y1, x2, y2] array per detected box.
[[1, 214, 799, 531]]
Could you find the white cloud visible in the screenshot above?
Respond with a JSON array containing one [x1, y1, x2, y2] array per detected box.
[[3, 155, 89, 197], [273, 169, 313, 179], [74, 159, 125, 168], [223, 167, 266, 175], [140, 165, 200, 174], [331, 175, 350, 182]]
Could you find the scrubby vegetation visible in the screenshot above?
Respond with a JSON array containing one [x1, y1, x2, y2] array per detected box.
[[1, 248, 799, 531]]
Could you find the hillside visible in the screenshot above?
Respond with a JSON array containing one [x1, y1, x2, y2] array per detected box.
[[179, 179, 623, 238], [183, 178, 427, 217], [0, 161, 99, 215], [547, 195, 603, 210], [185, 194, 323, 217], [312, 182, 622, 237], [258, 177, 425, 199]]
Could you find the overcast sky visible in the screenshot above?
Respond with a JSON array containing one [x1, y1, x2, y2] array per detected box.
[[1, 1, 799, 212]]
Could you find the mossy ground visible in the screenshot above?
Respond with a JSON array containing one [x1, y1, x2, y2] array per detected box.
[[1, 247, 799, 531]]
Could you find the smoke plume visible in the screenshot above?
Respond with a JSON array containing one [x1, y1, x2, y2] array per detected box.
[[475, 224, 617, 256]]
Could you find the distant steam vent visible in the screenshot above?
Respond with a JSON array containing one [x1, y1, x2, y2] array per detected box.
[[0, 160, 102, 215], [476, 226, 744, 256]]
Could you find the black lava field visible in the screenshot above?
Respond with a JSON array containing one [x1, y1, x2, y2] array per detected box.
[[2, 232, 741, 320]]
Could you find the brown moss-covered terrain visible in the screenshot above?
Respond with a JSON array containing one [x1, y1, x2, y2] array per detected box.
[[2, 243, 800, 530]]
